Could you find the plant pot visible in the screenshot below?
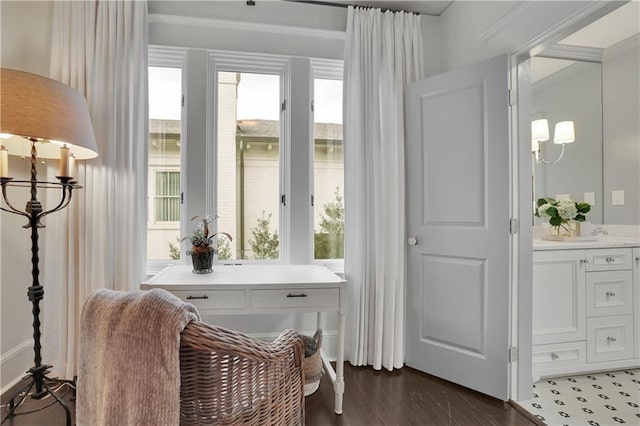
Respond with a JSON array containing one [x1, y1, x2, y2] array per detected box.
[[190, 246, 214, 274]]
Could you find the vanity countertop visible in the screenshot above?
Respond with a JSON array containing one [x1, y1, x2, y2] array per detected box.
[[533, 236, 640, 251]]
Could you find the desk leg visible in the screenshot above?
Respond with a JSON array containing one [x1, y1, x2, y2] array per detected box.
[[334, 309, 345, 415]]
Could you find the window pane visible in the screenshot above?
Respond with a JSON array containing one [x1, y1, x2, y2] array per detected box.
[[155, 171, 180, 221], [148, 66, 182, 261], [217, 71, 281, 260], [313, 78, 344, 260]]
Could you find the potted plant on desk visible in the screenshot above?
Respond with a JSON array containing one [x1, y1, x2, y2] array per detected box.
[[183, 215, 232, 274]]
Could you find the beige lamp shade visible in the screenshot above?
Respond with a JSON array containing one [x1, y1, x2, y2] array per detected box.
[[0, 68, 98, 159], [553, 121, 575, 144]]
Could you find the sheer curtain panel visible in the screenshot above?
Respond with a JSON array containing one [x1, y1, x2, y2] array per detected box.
[[344, 6, 423, 371], [44, 0, 148, 378]]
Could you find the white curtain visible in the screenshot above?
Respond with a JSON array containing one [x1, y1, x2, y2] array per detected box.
[[44, 0, 148, 378], [344, 6, 423, 371]]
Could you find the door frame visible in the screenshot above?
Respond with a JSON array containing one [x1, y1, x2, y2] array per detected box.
[[508, 1, 626, 402]]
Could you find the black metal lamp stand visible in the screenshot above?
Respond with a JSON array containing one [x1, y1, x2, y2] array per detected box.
[[1, 139, 80, 426]]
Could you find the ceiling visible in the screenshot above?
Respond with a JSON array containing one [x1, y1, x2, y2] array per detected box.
[[533, 1, 639, 83], [558, 1, 639, 49]]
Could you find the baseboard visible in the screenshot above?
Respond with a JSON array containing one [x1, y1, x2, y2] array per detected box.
[[0, 340, 33, 395]]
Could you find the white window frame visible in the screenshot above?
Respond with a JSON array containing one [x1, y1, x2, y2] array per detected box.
[[207, 50, 290, 263], [311, 58, 344, 272], [147, 45, 187, 275], [146, 46, 344, 274]]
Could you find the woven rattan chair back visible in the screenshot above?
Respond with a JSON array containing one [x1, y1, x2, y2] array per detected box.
[[179, 321, 305, 425]]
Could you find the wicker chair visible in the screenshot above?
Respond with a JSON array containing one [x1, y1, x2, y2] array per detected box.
[[179, 321, 305, 426]]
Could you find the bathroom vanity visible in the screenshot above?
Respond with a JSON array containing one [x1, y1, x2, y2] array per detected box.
[[532, 236, 640, 379]]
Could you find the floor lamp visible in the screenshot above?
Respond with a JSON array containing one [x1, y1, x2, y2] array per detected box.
[[0, 69, 98, 425]]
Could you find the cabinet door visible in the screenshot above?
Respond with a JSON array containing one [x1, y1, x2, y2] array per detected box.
[[533, 250, 586, 345]]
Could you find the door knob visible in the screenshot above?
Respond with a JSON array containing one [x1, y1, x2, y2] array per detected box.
[[407, 236, 418, 246]]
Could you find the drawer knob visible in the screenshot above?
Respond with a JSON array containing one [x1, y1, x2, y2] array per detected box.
[[605, 257, 615, 263], [605, 291, 616, 297], [186, 295, 209, 300], [580, 259, 589, 264], [550, 353, 559, 361], [607, 336, 617, 343], [286, 293, 308, 298]]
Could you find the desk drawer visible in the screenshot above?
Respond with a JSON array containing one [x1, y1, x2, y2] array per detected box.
[[172, 290, 246, 310], [251, 288, 339, 310]]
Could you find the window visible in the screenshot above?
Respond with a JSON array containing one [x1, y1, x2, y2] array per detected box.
[[155, 171, 180, 222], [147, 48, 343, 270], [147, 60, 183, 262], [313, 75, 344, 261], [216, 71, 282, 260]]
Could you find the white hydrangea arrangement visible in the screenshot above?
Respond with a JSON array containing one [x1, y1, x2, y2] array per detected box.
[[535, 197, 591, 234]]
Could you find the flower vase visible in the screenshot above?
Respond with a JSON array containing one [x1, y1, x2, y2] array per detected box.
[[542, 222, 580, 241], [191, 246, 214, 274]]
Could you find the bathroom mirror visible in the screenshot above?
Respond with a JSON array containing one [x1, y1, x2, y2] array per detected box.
[[531, 57, 604, 224]]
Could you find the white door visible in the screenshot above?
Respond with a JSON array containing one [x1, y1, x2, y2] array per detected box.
[[405, 55, 511, 400]]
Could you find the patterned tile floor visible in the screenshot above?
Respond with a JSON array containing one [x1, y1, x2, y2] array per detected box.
[[519, 369, 640, 425]]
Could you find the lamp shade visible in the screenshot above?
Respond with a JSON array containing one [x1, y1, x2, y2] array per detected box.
[[0, 68, 98, 159], [553, 121, 575, 144], [531, 119, 549, 142]]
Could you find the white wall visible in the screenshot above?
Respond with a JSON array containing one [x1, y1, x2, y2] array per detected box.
[[603, 36, 640, 225], [0, 0, 53, 392]]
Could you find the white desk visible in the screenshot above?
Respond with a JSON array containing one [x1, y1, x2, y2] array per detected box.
[[141, 264, 347, 414]]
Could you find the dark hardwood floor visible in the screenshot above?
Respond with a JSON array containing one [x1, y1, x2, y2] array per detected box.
[[2, 364, 534, 425], [306, 364, 534, 425]]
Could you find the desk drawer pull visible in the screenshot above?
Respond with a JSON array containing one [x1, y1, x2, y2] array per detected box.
[[186, 295, 209, 300], [286, 293, 308, 298]]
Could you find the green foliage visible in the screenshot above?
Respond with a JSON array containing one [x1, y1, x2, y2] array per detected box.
[[168, 237, 181, 260], [314, 188, 344, 259], [249, 211, 279, 259], [216, 236, 232, 260]]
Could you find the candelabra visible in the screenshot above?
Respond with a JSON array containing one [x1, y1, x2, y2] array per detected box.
[[0, 69, 98, 426]]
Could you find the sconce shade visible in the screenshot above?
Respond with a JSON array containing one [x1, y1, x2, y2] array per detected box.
[[553, 121, 575, 144], [0, 68, 98, 159], [531, 119, 550, 142]]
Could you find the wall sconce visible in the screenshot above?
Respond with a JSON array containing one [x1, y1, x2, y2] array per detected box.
[[531, 119, 575, 165]]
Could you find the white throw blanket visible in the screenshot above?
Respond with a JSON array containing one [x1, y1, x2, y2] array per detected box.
[[77, 288, 200, 426]]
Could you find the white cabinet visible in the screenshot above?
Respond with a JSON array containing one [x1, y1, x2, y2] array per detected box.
[[532, 251, 586, 345], [532, 246, 639, 379]]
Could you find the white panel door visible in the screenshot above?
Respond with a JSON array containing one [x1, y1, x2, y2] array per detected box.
[[405, 55, 511, 401]]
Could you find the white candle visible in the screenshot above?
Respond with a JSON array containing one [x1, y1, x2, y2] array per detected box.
[[0, 145, 8, 178], [59, 145, 70, 177], [68, 153, 76, 179]]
